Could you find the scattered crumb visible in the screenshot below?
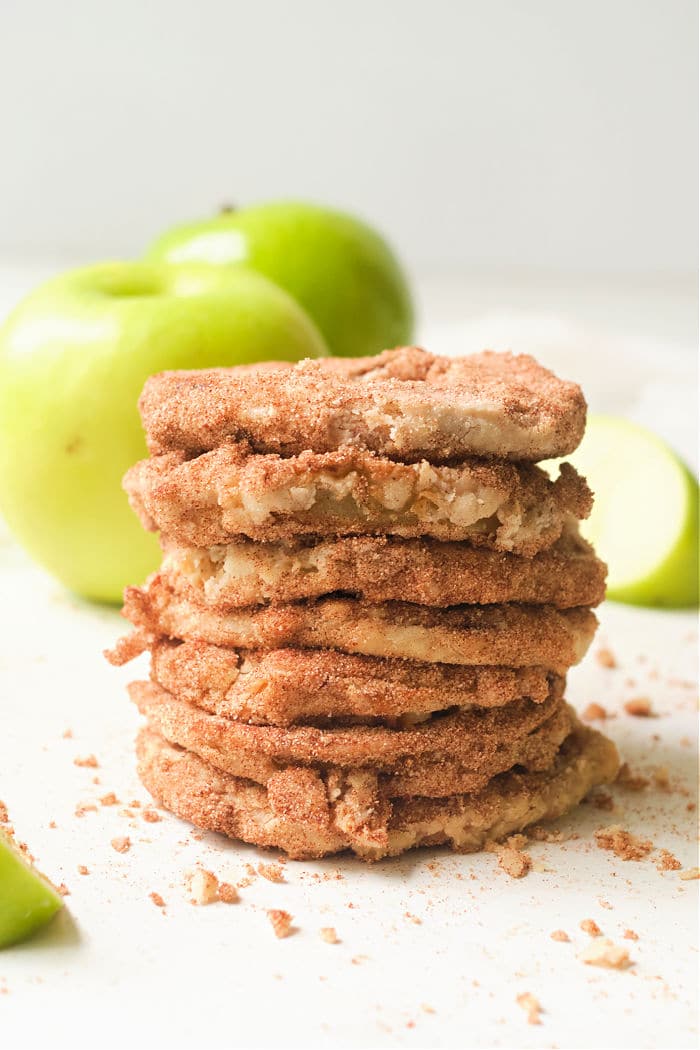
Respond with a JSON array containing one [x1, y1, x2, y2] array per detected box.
[[656, 849, 682, 872], [0, 801, 8, 823], [48, 820, 57, 829], [237, 876, 255, 889], [616, 763, 650, 791], [74, 803, 98, 817], [404, 912, 422, 925], [550, 930, 570, 942], [421, 1004, 436, 1015], [579, 938, 632, 969], [588, 790, 614, 811], [529, 826, 568, 843], [652, 767, 671, 791], [142, 809, 161, 823], [99, 792, 118, 807], [258, 862, 285, 884], [497, 846, 532, 879], [679, 868, 699, 881], [185, 868, 219, 905], [73, 754, 98, 768], [624, 698, 654, 717], [150, 892, 165, 909], [129, 800, 142, 808], [77, 865, 89, 876], [110, 836, 131, 854], [580, 919, 602, 937], [598, 899, 613, 910], [623, 929, 639, 941], [62, 728, 73, 739], [320, 927, 339, 944], [596, 648, 617, 669], [267, 909, 294, 939], [57, 883, 70, 896], [595, 825, 653, 861], [218, 882, 239, 904], [583, 702, 608, 721], [516, 992, 543, 1025]]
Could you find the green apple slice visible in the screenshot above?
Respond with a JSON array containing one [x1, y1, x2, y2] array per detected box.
[[0, 828, 63, 948], [568, 416, 698, 607]]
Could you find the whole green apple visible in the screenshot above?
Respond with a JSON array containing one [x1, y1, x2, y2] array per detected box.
[[145, 201, 414, 358], [0, 262, 327, 602]]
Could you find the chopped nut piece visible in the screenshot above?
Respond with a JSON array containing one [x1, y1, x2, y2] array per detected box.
[[580, 918, 602, 937], [516, 992, 543, 1025], [624, 698, 653, 717], [596, 648, 617, 669], [497, 846, 532, 878], [99, 792, 118, 807], [73, 754, 98, 768], [185, 868, 219, 904], [594, 825, 653, 861], [550, 929, 570, 942], [320, 927, 339, 944], [218, 882, 239, 903], [582, 702, 608, 721], [579, 938, 632, 969], [267, 909, 294, 938], [258, 862, 285, 884], [111, 836, 131, 854]]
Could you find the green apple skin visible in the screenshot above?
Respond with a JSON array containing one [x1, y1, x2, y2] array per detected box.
[[0, 262, 327, 602], [569, 416, 699, 608], [0, 829, 63, 948], [145, 201, 414, 359]]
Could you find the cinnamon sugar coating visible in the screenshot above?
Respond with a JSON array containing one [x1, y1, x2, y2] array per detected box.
[[139, 347, 586, 463], [129, 678, 573, 797], [136, 720, 619, 860], [124, 445, 591, 553], [162, 526, 606, 610], [121, 576, 597, 671], [140, 637, 557, 725]]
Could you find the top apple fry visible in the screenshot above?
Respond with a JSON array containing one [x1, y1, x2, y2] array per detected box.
[[139, 346, 586, 463]]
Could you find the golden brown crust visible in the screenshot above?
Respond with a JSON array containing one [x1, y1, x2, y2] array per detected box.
[[139, 347, 587, 463], [130, 678, 572, 798], [124, 445, 591, 553], [121, 576, 597, 671], [162, 526, 606, 610], [143, 637, 557, 725], [135, 721, 619, 860]]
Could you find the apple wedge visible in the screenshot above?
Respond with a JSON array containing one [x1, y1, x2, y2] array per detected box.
[[0, 828, 63, 948]]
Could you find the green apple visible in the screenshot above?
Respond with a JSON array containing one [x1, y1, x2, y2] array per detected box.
[[0, 829, 63, 948], [145, 200, 414, 358], [568, 416, 698, 607], [0, 262, 327, 602]]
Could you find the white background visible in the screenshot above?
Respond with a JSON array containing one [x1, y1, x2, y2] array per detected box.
[[0, 0, 697, 276]]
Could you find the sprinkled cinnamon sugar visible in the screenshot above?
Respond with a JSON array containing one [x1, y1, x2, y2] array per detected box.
[[594, 825, 653, 861], [655, 849, 682, 872], [218, 882, 239, 903]]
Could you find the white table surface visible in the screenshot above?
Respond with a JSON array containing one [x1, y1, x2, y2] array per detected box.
[[0, 268, 698, 1049]]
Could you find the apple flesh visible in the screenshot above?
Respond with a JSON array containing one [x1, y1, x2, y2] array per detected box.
[[568, 416, 698, 607], [0, 829, 63, 948], [145, 200, 414, 359], [0, 262, 327, 602]]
